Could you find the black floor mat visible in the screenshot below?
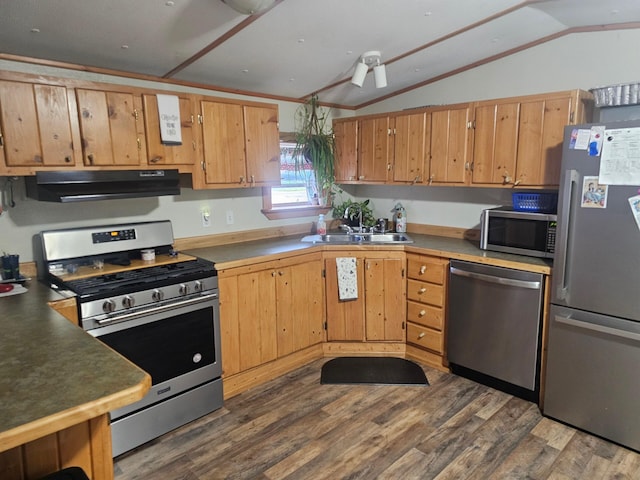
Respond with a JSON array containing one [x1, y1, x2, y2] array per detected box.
[[320, 357, 429, 386]]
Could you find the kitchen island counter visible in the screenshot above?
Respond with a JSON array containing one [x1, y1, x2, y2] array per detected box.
[[0, 280, 150, 477]]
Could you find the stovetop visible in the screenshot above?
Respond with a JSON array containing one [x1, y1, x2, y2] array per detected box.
[[50, 255, 216, 301]]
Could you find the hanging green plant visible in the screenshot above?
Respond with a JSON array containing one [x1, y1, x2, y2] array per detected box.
[[292, 94, 336, 205]]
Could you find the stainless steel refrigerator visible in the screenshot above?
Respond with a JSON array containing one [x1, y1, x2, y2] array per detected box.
[[544, 120, 640, 451]]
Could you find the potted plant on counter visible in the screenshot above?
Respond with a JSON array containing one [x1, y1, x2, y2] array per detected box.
[[292, 93, 336, 206], [332, 198, 376, 228]]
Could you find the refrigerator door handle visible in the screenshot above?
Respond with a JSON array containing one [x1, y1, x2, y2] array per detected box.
[[555, 169, 579, 301], [555, 315, 640, 343]]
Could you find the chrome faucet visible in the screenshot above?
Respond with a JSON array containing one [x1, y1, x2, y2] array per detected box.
[[344, 204, 363, 233]]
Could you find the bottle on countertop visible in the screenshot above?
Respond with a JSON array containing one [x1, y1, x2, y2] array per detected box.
[[392, 202, 407, 233], [317, 214, 327, 235]]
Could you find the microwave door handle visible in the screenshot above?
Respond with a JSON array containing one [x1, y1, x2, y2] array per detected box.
[[554, 169, 579, 301]]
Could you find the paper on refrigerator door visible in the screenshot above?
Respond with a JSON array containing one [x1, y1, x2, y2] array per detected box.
[[628, 195, 640, 231], [598, 127, 640, 185]]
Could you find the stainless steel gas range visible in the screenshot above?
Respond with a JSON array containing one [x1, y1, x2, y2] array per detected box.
[[39, 220, 223, 457]]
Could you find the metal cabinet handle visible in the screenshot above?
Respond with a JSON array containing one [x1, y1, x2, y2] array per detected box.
[[419, 287, 427, 294], [87, 153, 94, 165], [418, 332, 426, 339], [64, 156, 72, 163], [419, 265, 426, 274], [419, 309, 426, 317], [271, 271, 276, 277], [278, 271, 284, 276], [150, 156, 162, 163]]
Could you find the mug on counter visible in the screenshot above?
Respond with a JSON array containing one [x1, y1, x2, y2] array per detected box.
[[1, 254, 20, 280]]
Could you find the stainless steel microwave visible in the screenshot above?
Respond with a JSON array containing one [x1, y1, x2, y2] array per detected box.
[[480, 207, 557, 258]]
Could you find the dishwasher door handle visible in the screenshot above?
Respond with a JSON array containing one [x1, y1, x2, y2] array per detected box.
[[450, 267, 541, 290]]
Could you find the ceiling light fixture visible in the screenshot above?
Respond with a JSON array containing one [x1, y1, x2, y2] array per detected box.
[[221, 0, 276, 15], [351, 51, 387, 89]]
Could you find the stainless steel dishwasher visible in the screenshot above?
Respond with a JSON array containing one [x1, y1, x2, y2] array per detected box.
[[447, 260, 544, 402]]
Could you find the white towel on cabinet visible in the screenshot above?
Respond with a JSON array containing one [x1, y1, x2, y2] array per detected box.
[[336, 257, 358, 300]]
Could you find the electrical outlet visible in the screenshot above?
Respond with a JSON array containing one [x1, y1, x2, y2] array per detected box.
[[201, 208, 211, 228], [226, 210, 234, 225]]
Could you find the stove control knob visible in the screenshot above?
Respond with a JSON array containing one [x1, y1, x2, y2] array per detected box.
[[102, 299, 116, 313], [122, 295, 135, 309], [179, 283, 190, 296], [194, 280, 203, 292], [152, 289, 164, 302]]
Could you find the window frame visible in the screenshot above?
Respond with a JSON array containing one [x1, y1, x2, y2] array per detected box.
[[261, 134, 332, 220]]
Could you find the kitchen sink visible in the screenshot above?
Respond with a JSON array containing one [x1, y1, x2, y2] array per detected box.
[[301, 233, 413, 244]]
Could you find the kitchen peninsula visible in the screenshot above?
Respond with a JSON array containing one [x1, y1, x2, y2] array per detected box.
[[0, 280, 150, 480]]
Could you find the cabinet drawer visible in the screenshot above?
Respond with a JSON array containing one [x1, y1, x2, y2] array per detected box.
[[406, 255, 446, 284], [407, 300, 443, 330], [407, 322, 444, 354], [407, 279, 444, 307]]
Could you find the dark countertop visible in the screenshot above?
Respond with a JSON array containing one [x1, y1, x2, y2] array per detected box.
[[185, 232, 552, 274], [0, 279, 150, 452]]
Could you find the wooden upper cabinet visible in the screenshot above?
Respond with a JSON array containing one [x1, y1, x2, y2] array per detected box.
[[243, 104, 280, 186], [196, 100, 280, 188], [333, 118, 358, 182], [358, 115, 391, 182], [0, 80, 77, 169], [200, 100, 246, 186], [76, 89, 144, 166], [429, 104, 472, 185], [142, 94, 199, 170], [471, 101, 519, 185], [515, 96, 573, 186], [392, 111, 430, 183]]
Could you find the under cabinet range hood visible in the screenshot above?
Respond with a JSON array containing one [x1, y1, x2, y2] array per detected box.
[[25, 169, 180, 202]]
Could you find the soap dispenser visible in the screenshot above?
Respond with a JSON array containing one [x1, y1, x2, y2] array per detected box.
[[317, 214, 327, 235]]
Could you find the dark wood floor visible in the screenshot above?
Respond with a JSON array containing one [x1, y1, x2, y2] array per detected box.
[[114, 359, 640, 479]]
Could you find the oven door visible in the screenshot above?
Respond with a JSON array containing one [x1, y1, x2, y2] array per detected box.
[[87, 292, 221, 420]]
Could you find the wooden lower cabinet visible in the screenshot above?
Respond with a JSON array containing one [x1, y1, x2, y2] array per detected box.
[[0, 414, 113, 480], [218, 252, 325, 378], [324, 251, 406, 342], [404, 253, 449, 370]]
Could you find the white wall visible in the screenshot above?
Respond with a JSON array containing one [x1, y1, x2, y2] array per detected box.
[[356, 29, 640, 115], [2, 28, 640, 262]]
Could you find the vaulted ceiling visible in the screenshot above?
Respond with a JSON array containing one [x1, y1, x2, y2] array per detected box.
[[1, 0, 639, 109]]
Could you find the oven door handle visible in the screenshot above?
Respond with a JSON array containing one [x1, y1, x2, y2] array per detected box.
[[96, 292, 218, 326]]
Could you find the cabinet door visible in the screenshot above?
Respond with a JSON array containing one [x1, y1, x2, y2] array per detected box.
[[236, 269, 278, 371], [393, 111, 429, 183], [243, 104, 280, 186], [429, 105, 471, 184], [325, 256, 365, 341], [472, 102, 519, 185], [76, 89, 142, 166], [365, 257, 406, 341], [333, 119, 358, 182], [516, 97, 572, 186], [276, 260, 324, 356], [200, 100, 247, 185], [142, 94, 198, 168], [358, 116, 391, 182], [0, 80, 76, 167]]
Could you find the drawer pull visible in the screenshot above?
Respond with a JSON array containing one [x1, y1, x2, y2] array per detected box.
[[418, 332, 426, 339], [419, 265, 426, 274], [419, 287, 427, 294], [419, 309, 426, 317]]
